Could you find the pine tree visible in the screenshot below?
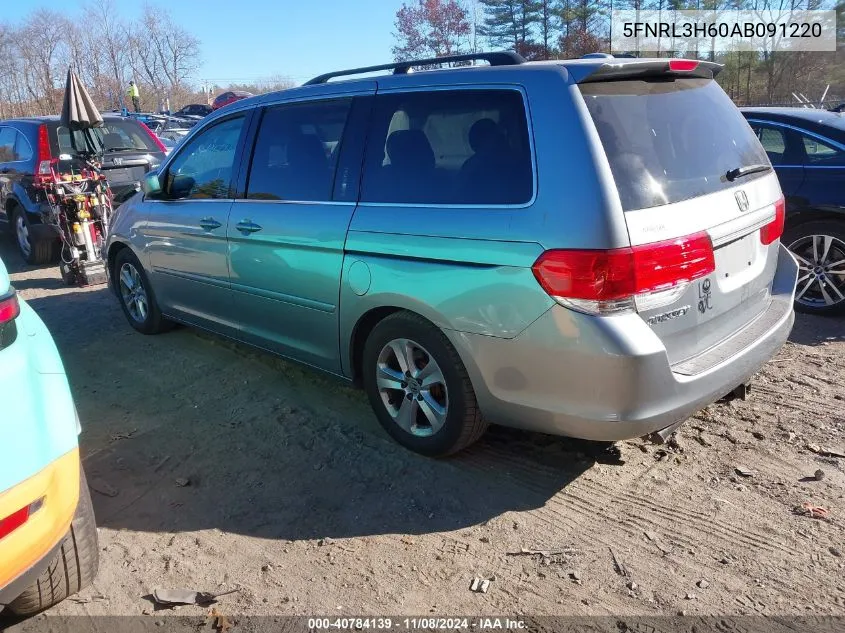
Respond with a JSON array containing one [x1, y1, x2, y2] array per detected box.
[[477, 0, 542, 54]]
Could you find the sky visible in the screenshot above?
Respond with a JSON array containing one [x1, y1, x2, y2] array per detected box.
[[12, 0, 403, 87]]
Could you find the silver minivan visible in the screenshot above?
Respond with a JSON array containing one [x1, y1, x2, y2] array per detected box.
[[106, 52, 798, 456]]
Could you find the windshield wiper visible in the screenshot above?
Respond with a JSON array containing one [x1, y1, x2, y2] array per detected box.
[[726, 163, 771, 181], [105, 146, 143, 152]]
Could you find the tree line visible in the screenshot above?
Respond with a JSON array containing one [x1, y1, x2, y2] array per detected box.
[[0, 1, 295, 118], [393, 0, 845, 105]]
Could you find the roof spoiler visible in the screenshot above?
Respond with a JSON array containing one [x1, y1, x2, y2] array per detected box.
[[573, 59, 723, 84]]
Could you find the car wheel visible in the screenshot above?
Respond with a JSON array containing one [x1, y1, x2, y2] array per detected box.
[[362, 311, 488, 456], [7, 468, 99, 616], [113, 248, 171, 334], [12, 209, 53, 265], [784, 220, 845, 316]]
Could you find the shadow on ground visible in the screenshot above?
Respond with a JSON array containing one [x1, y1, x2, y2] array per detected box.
[[5, 234, 604, 541], [788, 311, 845, 346]]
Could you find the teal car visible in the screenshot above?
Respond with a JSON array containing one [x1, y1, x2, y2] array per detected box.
[[0, 256, 98, 615]]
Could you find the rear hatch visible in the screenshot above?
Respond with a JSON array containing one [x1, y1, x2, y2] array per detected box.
[[579, 63, 784, 367], [57, 119, 165, 202]]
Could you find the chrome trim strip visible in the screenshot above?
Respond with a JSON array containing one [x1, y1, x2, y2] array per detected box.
[[230, 282, 336, 313], [232, 199, 356, 207], [153, 267, 230, 289]]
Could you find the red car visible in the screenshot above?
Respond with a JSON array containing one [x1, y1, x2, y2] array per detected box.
[[211, 90, 254, 110]]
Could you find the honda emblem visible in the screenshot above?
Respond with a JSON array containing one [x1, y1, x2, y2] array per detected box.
[[113, 157, 123, 166], [735, 190, 749, 213]]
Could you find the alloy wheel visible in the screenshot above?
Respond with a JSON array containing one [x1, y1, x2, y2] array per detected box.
[[376, 338, 449, 437], [788, 234, 845, 309], [118, 262, 149, 323]]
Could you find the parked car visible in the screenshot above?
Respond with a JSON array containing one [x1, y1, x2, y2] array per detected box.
[[0, 256, 98, 614], [211, 91, 253, 111], [0, 114, 167, 264], [173, 104, 212, 118], [106, 53, 797, 456], [742, 107, 845, 315]]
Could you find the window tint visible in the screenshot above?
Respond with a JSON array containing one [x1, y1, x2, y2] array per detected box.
[[801, 133, 845, 166], [360, 90, 532, 205], [246, 99, 351, 201], [754, 126, 787, 165], [0, 128, 17, 162], [581, 79, 769, 211], [166, 116, 245, 200]]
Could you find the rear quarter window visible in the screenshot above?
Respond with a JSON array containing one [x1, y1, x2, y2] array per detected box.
[[360, 89, 533, 206], [581, 78, 768, 211]]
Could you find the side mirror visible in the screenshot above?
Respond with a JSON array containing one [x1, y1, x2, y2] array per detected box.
[[142, 173, 162, 196], [170, 174, 195, 199]]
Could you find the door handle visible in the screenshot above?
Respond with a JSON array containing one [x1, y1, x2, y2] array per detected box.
[[235, 220, 262, 235], [199, 217, 222, 231]]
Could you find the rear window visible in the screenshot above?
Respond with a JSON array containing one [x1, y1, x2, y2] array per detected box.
[[58, 119, 158, 154], [580, 78, 768, 212]]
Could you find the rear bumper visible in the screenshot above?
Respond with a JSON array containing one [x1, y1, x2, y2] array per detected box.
[[448, 244, 798, 441], [0, 448, 80, 601]]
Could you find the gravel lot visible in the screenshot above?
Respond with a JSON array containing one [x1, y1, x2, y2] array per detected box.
[[2, 237, 844, 621]]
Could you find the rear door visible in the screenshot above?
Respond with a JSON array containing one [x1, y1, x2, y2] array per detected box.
[[227, 93, 371, 372], [792, 127, 845, 210], [746, 120, 806, 199], [580, 74, 783, 366], [0, 126, 29, 227]]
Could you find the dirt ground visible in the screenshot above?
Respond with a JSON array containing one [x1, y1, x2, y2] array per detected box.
[[2, 237, 844, 621]]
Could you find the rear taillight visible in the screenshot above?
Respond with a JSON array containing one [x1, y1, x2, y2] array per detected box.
[[139, 121, 168, 154], [760, 197, 785, 245], [36, 124, 52, 175], [532, 232, 715, 315], [0, 291, 20, 324]]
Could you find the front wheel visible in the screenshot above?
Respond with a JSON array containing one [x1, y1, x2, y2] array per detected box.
[[113, 248, 171, 334], [362, 312, 488, 456], [784, 220, 845, 316]]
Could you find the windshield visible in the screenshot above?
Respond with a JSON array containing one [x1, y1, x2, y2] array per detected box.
[[580, 78, 769, 212], [58, 119, 159, 155]]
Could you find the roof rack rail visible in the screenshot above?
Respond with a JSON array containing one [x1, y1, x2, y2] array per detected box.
[[303, 51, 526, 86]]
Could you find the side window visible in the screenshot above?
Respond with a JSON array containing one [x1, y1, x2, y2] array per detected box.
[[246, 99, 351, 202], [360, 90, 533, 205], [14, 131, 32, 161], [165, 116, 245, 200], [800, 133, 845, 166], [753, 125, 787, 165], [0, 128, 16, 162]]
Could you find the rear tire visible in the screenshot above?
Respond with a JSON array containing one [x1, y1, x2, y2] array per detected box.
[[362, 311, 488, 456], [784, 220, 845, 316], [7, 469, 99, 616], [12, 209, 53, 266], [113, 248, 171, 334]]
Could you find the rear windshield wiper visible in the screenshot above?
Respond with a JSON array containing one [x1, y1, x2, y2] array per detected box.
[[105, 146, 143, 152], [726, 164, 771, 181]]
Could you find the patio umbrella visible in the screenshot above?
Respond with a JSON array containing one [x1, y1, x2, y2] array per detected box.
[[60, 68, 103, 131]]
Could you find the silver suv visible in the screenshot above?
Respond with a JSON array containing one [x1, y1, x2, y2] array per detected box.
[[105, 52, 798, 456]]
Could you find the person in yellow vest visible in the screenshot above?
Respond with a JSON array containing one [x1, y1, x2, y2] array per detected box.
[[127, 81, 140, 113]]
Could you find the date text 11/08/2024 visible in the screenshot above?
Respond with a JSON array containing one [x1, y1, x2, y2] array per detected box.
[[307, 618, 527, 630]]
